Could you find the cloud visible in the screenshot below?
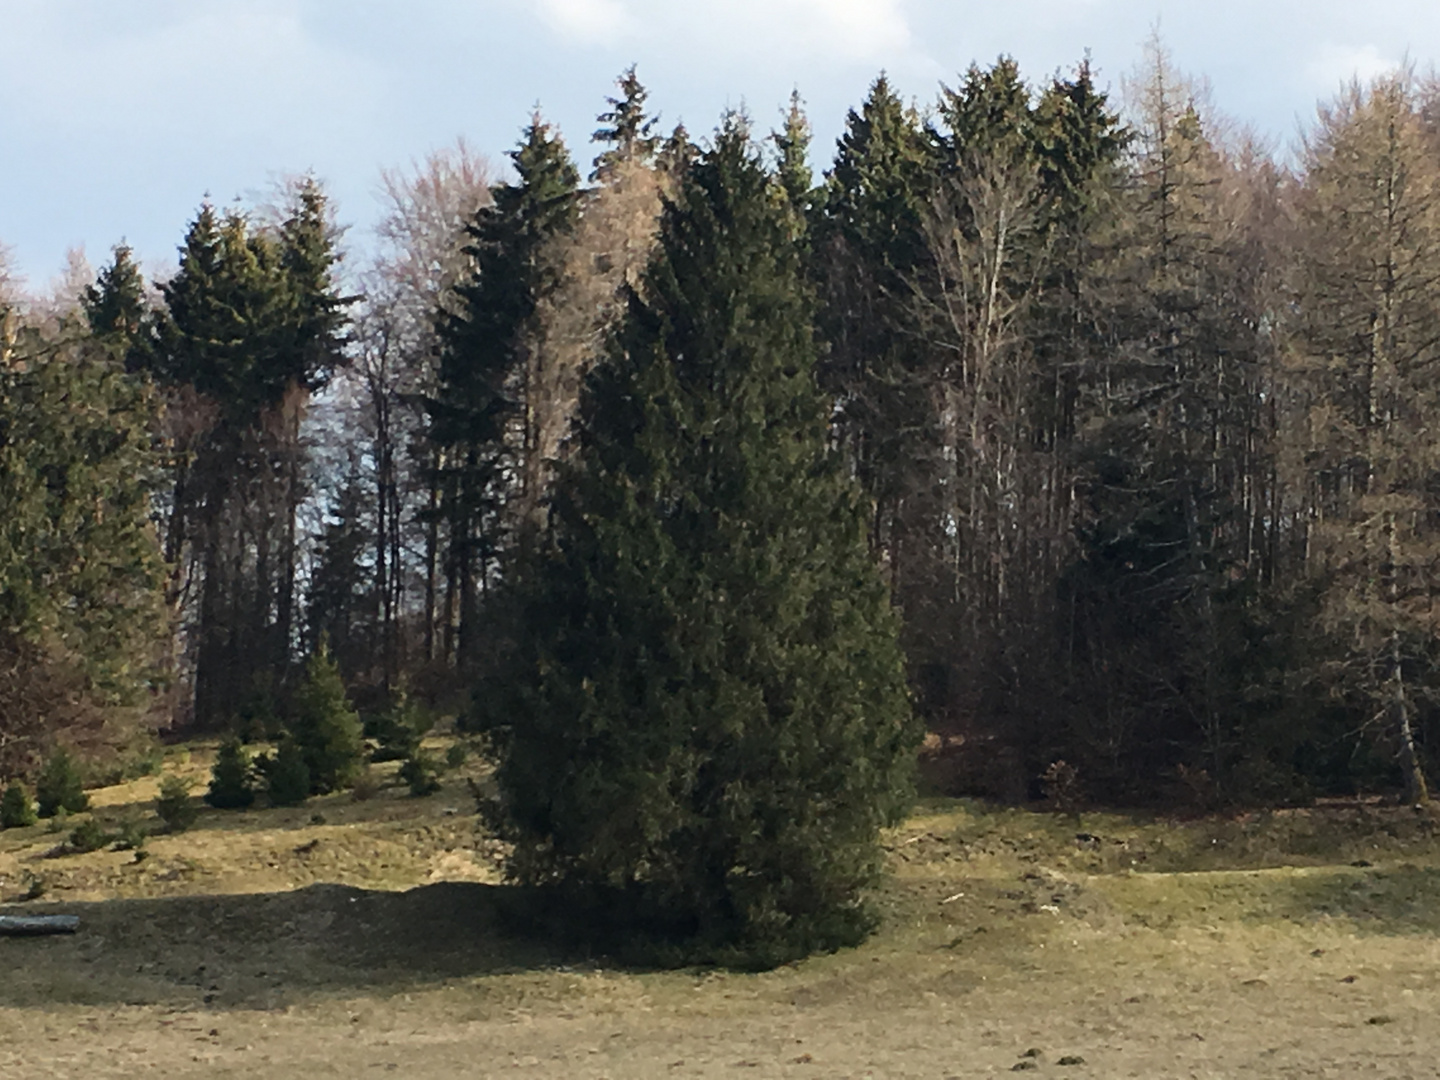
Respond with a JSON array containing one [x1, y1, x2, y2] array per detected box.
[[1306, 43, 1401, 90], [534, 0, 637, 44], [527, 0, 914, 64]]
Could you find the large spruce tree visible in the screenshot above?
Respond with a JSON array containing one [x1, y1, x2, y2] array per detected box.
[[476, 116, 917, 963], [432, 114, 580, 669]]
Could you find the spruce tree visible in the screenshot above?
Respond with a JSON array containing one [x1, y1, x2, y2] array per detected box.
[[476, 116, 917, 962], [289, 639, 365, 793], [592, 65, 660, 179], [1, 780, 37, 828], [265, 735, 310, 806], [36, 747, 88, 817], [206, 737, 256, 809], [432, 115, 580, 668]]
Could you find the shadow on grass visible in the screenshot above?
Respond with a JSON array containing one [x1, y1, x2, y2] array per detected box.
[[1263, 863, 1440, 936], [0, 881, 569, 1011]]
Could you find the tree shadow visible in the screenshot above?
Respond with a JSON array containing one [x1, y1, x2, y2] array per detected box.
[[0, 881, 569, 1011], [1254, 863, 1440, 936]]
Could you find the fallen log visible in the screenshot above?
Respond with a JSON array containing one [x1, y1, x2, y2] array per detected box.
[[0, 914, 79, 936]]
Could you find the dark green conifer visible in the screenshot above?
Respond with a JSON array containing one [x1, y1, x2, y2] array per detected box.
[[772, 90, 815, 230], [431, 115, 580, 667], [289, 639, 365, 793], [265, 736, 310, 807], [1, 780, 37, 828], [82, 244, 149, 357], [593, 65, 660, 179], [476, 115, 917, 963], [36, 748, 89, 818], [205, 737, 256, 809]]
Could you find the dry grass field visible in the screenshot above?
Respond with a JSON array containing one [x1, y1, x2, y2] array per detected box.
[[4, 743, 1440, 1078]]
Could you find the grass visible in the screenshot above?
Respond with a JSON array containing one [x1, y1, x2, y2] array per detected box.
[[3, 746, 1440, 1076]]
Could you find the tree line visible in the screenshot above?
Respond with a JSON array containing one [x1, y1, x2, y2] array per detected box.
[[5, 40, 1440, 827]]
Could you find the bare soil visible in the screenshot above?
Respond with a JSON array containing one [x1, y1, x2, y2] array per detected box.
[[3, 747, 1440, 1078]]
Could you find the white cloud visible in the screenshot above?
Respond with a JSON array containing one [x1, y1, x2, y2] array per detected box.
[[1306, 43, 1401, 90], [527, 0, 913, 64], [535, 0, 637, 44]]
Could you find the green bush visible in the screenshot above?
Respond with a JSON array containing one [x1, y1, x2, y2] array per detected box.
[[367, 688, 429, 763], [37, 748, 89, 817], [443, 743, 468, 770], [113, 811, 147, 852], [205, 737, 256, 809], [290, 640, 365, 793], [1, 780, 38, 828], [68, 817, 109, 853], [156, 774, 198, 832], [266, 737, 311, 807], [399, 752, 442, 797]]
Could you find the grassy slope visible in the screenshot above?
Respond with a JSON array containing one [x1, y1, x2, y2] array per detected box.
[[2, 745, 1440, 1077]]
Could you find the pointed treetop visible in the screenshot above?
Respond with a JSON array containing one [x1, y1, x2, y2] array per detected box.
[[82, 244, 147, 346], [772, 89, 814, 215], [937, 55, 1035, 168], [592, 65, 661, 179], [658, 120, 698, 178]]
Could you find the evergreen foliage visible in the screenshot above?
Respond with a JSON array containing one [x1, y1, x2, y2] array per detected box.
[[431, 115, 580, 668], [205, 737, 256, 809], [36, 748, 89, 818], [265, 736, 311, 807], [399, 751, 443, 797], [367, 685, 427, 763], [0, 317, 167, 777], [289, 640, 365, 793], [475, 116, 917, 962], [1, 780, 37, 828], [156, 774, 198, 832], [593, 65, 661, 178]]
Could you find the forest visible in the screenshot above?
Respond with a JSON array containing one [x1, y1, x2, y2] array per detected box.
[[5, 35, 1440, 885]]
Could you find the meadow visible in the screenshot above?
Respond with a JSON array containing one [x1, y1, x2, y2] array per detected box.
[[3, 742, 1438, 1078]]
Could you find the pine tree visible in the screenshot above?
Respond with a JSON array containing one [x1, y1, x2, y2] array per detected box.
[[432, 115, 580, 668], [146, 186, 351, 729], [304, 458, 374, 679], [265, 735, 310, 806], [813, 74, 934, 566], [0, 315, 166, 776], [476, 116, 917, 962], [205, 737, 256, 809], [289, 639, 365, 793], [592, 65, 660, 180], [1, 780, 37, 828], [81, 243, 149, 356], [772, 90, 815, 223], [36, 747, 88, 817]]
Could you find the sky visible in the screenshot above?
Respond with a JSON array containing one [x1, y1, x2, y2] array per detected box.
[[2, 0, 1437, 288]]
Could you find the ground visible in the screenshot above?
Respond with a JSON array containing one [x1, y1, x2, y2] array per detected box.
[[3, 744, 1440, 1078]]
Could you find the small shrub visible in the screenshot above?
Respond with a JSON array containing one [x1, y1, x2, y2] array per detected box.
[[68, 817, 109, 853], [266, 737, 311, 807], [1, 780, 38, 828], [22, 874, 46, 901], [444, 743, 468, 771], [367, 686, 431, 763], [156, 774, 198, 832], [37, 748, 89, 817], [113, 811, 148, 852], [205, 737, 256, 809], [400, 752, 442, 797], [350, 767, 380, 802]]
